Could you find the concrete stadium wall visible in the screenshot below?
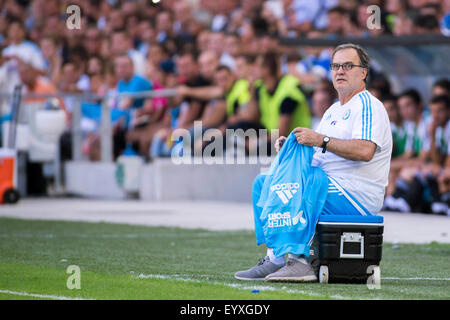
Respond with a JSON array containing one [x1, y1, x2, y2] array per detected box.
[[65, 158, 272, 202], [65, 161, 127, 199]]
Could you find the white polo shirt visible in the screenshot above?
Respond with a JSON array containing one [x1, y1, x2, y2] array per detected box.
[[311, 90, 392, 214]]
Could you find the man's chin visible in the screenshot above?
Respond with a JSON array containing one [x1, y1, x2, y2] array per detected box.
[[334, 83, 348, 90]]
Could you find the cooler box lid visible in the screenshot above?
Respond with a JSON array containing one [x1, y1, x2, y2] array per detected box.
[[319, 214, 383, 224]]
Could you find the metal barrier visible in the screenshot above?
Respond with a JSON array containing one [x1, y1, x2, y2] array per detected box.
[[0, 88, 177, 161], [0, 88, 177, 193]]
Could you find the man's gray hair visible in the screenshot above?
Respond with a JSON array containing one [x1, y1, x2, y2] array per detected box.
[[332, 43, 370, 82]]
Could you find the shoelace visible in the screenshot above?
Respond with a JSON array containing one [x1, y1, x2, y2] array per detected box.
[[286, 259, 296, 266], [257, 257, 266, 266]]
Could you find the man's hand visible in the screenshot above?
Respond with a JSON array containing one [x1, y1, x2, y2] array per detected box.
[[176, 85, 190, 99], [275, 136, 286, 153], [293, 127, 324, 147]]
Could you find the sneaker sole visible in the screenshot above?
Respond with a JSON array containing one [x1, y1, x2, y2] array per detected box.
[[234, 275, 266, 281], [265, 275, 318, 283]]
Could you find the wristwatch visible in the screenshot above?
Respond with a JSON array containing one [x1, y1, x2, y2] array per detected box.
[[321, 136, 330, 153]]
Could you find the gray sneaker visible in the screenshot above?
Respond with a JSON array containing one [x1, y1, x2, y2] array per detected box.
[[265, 258, 318, 282], [234, 256, 283, 281]]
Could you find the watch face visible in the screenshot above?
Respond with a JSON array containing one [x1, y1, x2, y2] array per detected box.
[[324, 137, 330, 142]]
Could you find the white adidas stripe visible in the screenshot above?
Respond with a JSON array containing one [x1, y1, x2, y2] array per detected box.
[[328, 177, 367, 215]]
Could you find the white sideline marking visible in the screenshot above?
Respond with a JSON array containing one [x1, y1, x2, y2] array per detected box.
[[136, 274, 352, 300], [0, 289, 94, 300], [382, 277, 450, 281]]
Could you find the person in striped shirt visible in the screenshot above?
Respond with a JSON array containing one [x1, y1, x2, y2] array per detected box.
[[235, 43, 392, 282]]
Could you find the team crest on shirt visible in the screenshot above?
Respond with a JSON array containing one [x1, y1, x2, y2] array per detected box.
[[342, 109, 351, 120]]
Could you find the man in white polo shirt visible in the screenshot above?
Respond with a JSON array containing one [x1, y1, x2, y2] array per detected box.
[[235, 43, 392, 282]]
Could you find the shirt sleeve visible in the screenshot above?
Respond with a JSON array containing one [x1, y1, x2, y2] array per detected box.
[[351, 94, 386, 149], [280, 97, 297, 115]]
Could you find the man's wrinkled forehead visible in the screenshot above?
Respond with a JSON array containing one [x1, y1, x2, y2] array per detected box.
[[332, 48, 360, 64]]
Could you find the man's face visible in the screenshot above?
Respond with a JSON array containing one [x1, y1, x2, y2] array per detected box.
[[234, 57, 249, 79], [114, 56, 134, 81], [383, 99, 399, 123], [18, 62, 36, 87], [312, 87, 333, 118], [40, 38, 56, 59], [331, 48, 367, 92], [328, 12, 343, 34], [225, 35, 240, 57], [176, 54, 197, 80], [430, 102, 449, 127], [8, 22, 25, 44], [87, 57, 102, 76], [62, 63, 79, 84], [398, 96, 419, 121], [156, 12, 172, 33], [85, 28, 101, 54], [111, 33, 129, 55], [199, 52, 218, 81], [208, 32, 225, 55], [215, 69, 233, 91]]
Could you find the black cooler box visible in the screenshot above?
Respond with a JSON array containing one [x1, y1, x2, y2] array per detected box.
[[308, 214, 384, 285]]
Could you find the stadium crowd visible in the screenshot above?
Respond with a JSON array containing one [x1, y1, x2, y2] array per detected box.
[[0, 0, 449, 215]]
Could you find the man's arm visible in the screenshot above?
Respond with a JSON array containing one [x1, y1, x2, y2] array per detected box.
[[202, 100, 227, 128], [238, 95, 260, 123], [293, 127, 376, 162], [177, 100, 203, 129], [278, 114, 292, 138], [177, 85, 225, 101]]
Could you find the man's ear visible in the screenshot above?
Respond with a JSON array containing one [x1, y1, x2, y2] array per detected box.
[[362, 68, 368, 81]]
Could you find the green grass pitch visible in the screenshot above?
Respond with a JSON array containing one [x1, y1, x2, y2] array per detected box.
[[0, 217, 449, 300]]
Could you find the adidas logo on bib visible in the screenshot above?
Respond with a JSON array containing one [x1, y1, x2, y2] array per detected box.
[[271, 182, 299, 204]]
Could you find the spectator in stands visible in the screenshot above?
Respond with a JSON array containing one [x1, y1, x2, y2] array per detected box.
[[109, 54, 152, 157], [385, 89, 427, 199], [198, 50, 220, 83], [326, 6, 346, 37], [146, 42, 170, 74], [233, 54, 256, 85], [125, 60, 176, 156], [84, 26, 103, 57], [104, 8, 126, 34], [1, 20, 46, 95], [311, 79, 337, 130], [383, 94, 406, 159], [150, 50, 209, 158], [384, 94, 449, 214], [368, 73, 392, 100], [413, 14, 441, 34], [219, 33, 241, 71], [342, 10, 366, 37], [86, 55, 107, 96], [393, 9, 418, 35], [382, 94, 407, 196], [114, 54, 152, 112], [397, 89, 428, 159], [38, 35, 62, 86], [155, 10, 175, 44], [110, 30, 146, 77], [18, 60, 64, 110], [289, 30, 332, 85], [57, 60, 87, 120], [3, 20, 45, 71], [432, 78, 450, 98], [227, 51, 311, 155], [176, 64, 252, 155]]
